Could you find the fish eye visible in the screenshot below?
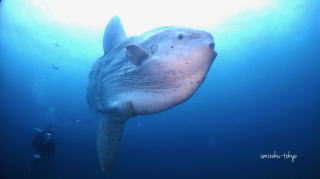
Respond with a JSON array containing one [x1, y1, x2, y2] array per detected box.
[[178, 34, 183, 40]]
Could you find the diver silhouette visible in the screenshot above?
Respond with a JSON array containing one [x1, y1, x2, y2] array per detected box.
[[32, 124, 56, 160], [27, 124, 56, 177]]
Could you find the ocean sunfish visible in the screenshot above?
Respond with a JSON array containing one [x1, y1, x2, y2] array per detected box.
[[87, 16, 217, 173]]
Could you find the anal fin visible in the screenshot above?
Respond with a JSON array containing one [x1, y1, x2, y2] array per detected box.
[[97, 116, 127, 173]]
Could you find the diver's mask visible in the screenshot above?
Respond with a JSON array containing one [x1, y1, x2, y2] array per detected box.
[[44, 132, 53, 141]]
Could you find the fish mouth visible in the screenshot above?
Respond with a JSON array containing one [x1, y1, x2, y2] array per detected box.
[[197, 30, 217, 59], [213, 50, 218, 59], [208, 42, 217, 60]]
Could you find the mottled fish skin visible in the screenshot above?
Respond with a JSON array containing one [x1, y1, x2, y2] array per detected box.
[[88, 27, 217, 117]]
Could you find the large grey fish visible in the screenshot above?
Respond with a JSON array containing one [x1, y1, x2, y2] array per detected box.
[[87, 16, 217, 173]]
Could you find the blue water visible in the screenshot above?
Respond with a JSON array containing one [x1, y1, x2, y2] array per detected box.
[[1, 0, 319, 178]]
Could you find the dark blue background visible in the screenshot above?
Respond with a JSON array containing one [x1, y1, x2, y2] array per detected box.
[[1, 0, 319, 178]]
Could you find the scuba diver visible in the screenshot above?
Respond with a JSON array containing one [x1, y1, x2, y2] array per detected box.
[[32, 125, 56, 160], [27, 125, 56, 176]]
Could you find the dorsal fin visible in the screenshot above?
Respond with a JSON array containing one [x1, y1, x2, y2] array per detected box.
[[126, 44, 148, 65], [103, 16, 126, 55]]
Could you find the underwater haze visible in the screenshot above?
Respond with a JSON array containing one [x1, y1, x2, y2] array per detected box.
[[1, 0, 320, 178]]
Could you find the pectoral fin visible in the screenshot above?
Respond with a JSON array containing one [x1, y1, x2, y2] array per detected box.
[[126, 44, 148, 65]]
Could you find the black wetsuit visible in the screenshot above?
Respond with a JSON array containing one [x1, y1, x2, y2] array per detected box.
[[32, 132, 56, 158]]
